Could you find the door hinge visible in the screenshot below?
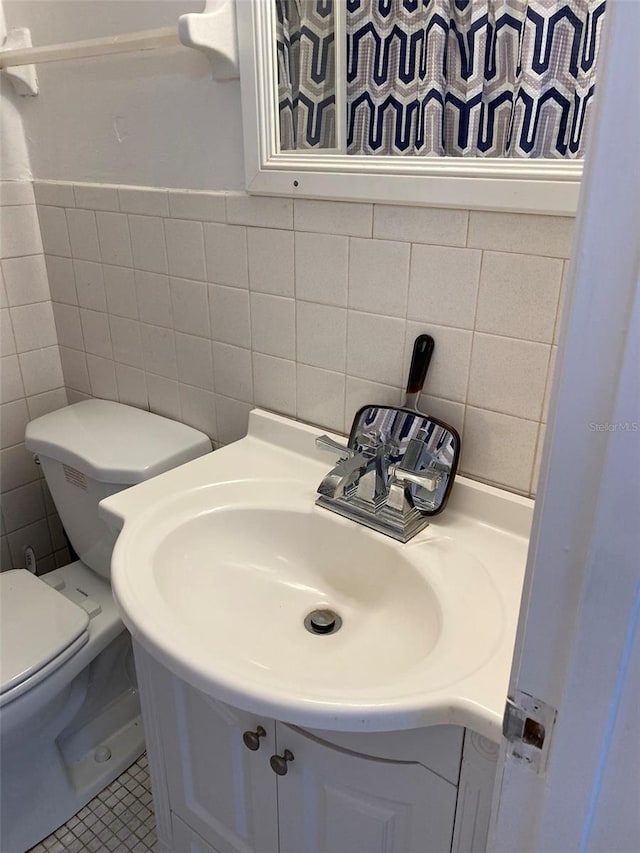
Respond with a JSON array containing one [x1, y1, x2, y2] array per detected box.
[[503, 690, 557, 774]]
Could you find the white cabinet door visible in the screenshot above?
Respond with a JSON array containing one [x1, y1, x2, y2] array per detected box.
[[156, 674, 278, 853], [173, 812, 221, 853], [276, 725, 458, 853]]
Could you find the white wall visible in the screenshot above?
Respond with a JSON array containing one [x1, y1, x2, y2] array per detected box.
[[0, 3, 32, 180], [0, 181, 69, 573], [0, 0, 575, 572], [1, 1, 245, 189]]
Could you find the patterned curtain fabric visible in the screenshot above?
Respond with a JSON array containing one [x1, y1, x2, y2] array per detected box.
[[276, 0, 337, 149], [346, 0, 606, 157]]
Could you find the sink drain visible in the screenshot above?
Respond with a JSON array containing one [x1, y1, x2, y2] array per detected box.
[[304, 609, 342, 635]]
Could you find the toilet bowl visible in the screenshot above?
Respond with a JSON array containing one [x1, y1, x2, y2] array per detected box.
[[0, 400, 211, 853]]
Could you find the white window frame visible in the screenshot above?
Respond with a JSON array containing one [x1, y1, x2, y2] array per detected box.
[[236, 0, 583, 215]]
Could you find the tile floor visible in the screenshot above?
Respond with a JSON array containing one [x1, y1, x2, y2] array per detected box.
[[28, 754, 157, 853]]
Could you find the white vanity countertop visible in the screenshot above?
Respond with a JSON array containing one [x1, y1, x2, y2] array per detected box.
[[101, 410, 533, 742]]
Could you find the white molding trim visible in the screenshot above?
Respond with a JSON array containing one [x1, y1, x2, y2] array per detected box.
[[237, 0, 583, 215]]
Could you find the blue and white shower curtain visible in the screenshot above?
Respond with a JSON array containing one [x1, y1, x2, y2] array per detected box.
[[276, 0, 336, 149], [276, 0, 606, 157]]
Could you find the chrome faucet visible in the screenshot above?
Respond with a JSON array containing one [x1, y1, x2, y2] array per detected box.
[[316, 433, 390, 505], [315, 433, 441, 543], [314, 406, 459, 543]]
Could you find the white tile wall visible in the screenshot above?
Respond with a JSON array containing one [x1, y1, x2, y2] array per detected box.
[[3, 254, 50, 305], [0, 204, 43, 258], [66, 208, 101, 262], [227, 194, 293, 230], [476, 251, 563, 342], [1, 183, 69, 572], [348, 237, 410, 317], [168, 189, 226, 222], [408, 245, 482, 329], [73, 183, 119, 212], [296, 301, 347, 373], [176, 333, 213, 391], [74, 260, 107, 311], [35, 180, 574, 499], [135, 270, 172, 327], [96, 212, 133, 268], [373, 204, 468, 247], [129, 215, 167, 274], [294, 231, 349, 307], [1, 182, 34, 206], [115, 364, 148, 410], [247, 228, 295, 296], [208, 284, 251, 348], [250, 293, 296, 359], [252, 352, 296, 414], [347, 312, 406, 387], [110, 316, 143, 368], [164, 219, 206, 281], [294, 199, 372, 237], [170, 277, 210, 337], [204, 223, 249, 288]]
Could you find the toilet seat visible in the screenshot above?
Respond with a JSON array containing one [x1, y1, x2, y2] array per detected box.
[[0, 570, 90, 707]]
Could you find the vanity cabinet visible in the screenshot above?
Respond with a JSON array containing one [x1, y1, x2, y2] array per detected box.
[[172, 814, 220, 853], [149, 669, 278, 853], [134, 644, 498, 853], [276, 725, 457, 853]]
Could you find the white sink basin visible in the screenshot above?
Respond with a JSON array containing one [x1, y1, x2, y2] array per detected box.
[[154, 504, 443, 687], [102, 410, 532, 738]]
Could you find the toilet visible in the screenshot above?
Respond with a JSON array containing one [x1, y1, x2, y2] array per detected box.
[[0, 400, 211, 853]]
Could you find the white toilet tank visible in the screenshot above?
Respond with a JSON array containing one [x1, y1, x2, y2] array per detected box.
[[25, 401, 211, 578]]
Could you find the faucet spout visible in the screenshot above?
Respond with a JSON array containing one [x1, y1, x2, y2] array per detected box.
[[317, 452, 371, 500]]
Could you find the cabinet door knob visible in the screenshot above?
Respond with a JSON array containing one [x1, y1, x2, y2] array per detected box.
[[270, 749, 294, 776], [242, 726, 266, 751]]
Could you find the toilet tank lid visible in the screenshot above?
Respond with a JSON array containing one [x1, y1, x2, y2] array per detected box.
[[25, 400, 211, 484]]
